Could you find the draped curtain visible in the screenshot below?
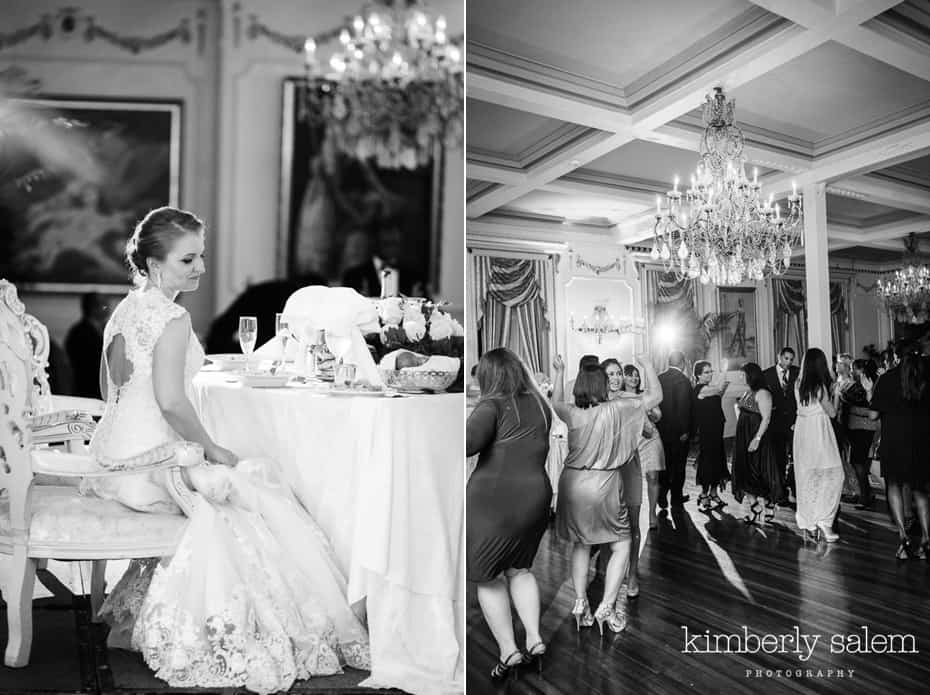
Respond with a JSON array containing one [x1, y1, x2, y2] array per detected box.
[[773, 279, 848, 356], [470, 254, 554, 373]]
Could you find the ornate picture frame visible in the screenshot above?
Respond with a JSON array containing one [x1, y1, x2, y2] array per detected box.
[[277, 77, 443, 296], [0, 97, 181, 292]]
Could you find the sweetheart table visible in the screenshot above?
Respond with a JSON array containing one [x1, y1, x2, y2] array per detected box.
[[191, 371, 464, 695]]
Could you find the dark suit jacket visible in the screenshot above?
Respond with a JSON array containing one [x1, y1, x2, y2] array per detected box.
[[341, 259, 424, 298], [763, 364, 800, 434], [65, 319, 102, 398], [657, 368, 693, 440]]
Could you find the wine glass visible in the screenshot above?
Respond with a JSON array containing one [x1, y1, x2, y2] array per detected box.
[[275, 313, 291, 361], [325, 329, 353, 367], [238, 316, 258, 371]]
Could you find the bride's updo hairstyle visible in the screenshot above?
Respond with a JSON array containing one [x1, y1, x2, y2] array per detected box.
[[126, 206, 204, 284]]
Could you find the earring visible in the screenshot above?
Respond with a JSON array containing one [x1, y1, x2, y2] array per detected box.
[[152, 269, 162, 288]]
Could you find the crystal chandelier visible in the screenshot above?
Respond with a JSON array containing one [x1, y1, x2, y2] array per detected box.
[[878, 233, 930, 323], [650, 87, 804, 285], [301, 0, 463, 169], [570, 306, 643, 344]]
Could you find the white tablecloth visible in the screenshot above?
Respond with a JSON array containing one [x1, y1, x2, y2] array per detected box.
[[191, 373, 464, 695]]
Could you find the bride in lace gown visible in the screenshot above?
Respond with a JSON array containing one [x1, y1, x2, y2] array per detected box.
[[81, 207, 369, 694]]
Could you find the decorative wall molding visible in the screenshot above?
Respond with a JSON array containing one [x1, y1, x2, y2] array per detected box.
[[84, 14, 193, 54], [575, 255, 624, 276], [245, 14, 342, 54], [0, 14, 53, 50]]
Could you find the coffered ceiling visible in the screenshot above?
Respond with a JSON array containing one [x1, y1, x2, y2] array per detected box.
[[466, 0, 930, 264]]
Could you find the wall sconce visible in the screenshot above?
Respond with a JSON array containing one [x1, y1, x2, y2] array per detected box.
[[570, 305, 644, 344]]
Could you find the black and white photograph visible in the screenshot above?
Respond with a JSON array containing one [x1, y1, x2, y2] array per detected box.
[[0, 1, 463, 695], [465, 1, 930, 694]]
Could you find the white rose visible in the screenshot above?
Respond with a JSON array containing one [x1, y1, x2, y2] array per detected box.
[[402, 302, 425, 324], [451, 317, 464, 337], [428, 310, 454, 340], [377, 297, 404, 326], [404, 320, 426, 342]]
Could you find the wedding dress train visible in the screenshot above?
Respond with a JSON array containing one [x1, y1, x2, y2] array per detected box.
[[82, 287, 369, 694]]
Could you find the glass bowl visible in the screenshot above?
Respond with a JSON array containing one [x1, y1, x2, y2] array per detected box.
[[379, 368, 457, 393]]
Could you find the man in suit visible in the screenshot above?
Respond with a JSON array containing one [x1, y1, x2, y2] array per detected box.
[[658, 350, 694, 508], [65, 292, 109, 398], [341, 222, 426, 298], [763, 346, 799, 503]]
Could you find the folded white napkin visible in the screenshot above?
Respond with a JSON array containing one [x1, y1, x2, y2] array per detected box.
[[255, 286, 381, 385]]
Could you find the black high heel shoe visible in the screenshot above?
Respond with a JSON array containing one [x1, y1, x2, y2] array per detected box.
[[895, 539, 915, 560], [523, 642, 546, 675], [490, 650, 524, 682]]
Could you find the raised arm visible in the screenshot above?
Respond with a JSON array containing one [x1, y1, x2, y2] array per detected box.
[[550, 355, 574, 422], [635, 353, 663, 411], [153, 315, 238, 466], [749, 389, 773, 452]]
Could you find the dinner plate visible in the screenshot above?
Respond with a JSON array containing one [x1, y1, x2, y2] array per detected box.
[[205, 353, 249, 370]]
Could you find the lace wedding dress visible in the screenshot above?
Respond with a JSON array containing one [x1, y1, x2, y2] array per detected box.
[[82, 287, 370, 694]]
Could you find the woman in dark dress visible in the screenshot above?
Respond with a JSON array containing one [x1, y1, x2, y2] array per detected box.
[[868, 346, 930, 559], [466, 348, 552, 679], [693, 361, 730, 511], [843, 359, 879, 509], [731, 362, 784, 524]]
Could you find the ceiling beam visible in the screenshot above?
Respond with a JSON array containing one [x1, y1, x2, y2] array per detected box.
[[828, 175, 930, 216], [465, 160, 527, 186], [466, 131, 634, 218], [467, 0, 896, 220]]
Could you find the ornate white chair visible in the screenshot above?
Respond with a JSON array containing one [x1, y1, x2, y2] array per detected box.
[[0, 280, 196, 667]]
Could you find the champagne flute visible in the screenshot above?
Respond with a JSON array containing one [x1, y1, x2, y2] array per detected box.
[[275, 313, 291, 363], [238, 316, 258, 372]]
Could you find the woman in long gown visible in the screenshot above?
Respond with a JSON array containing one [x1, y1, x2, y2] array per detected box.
[[731, 362, 783, 524], [793, 348, 844, 542], [466, 348, 551, 680], [692, 361, 729, 511], [83, 207, 369, 694], [552, 356, 661, 634]]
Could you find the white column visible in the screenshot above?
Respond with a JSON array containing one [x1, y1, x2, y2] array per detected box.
[[803, 183, 831, 352]]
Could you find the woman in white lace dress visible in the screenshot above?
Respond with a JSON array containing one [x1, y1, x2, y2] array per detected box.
[[82, 207, 369, 694], [792, 348, 844, 543]]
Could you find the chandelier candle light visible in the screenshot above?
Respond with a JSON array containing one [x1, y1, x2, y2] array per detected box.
[[878, 233, 930, 323], [570, 306, 644, 344], [301, 0, 463, 169], [651, 88, 803, 285]]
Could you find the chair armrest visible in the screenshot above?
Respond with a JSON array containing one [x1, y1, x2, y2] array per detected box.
[[30, 409, 97, 446], [31, 442, 204, 478]]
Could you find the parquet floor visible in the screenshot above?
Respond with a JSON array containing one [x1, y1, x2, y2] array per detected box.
[[466, 469, 930, 695]]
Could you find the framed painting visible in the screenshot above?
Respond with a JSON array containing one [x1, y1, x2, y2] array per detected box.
[[0, 97, 181, 292], [718, 286, 758, 370], [278, 77, 442, 297]]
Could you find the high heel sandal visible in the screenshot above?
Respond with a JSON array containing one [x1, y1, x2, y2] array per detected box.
[[697, 493, 711, 511], [710, 494, 726, 510], [742, 500, 763, 525], [490, 650, 524, 682], [571, 597, 594, 631], [594, 603, 627, 635], [802, 528, 818, 543], [895, 538, 914, 560], [764, 502, 776, 523], [523, 642, 546, 674], [916, 542, 928, 561], [817, 522, 839, 543]]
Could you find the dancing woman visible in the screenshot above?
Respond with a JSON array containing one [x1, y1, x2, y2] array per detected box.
[[869, 345, 930, 559], [620, 364, 665, 530], [692, 361, 729, 511], [731, 363, 784, 524], [466, 348, 552, 680], [793, 348, 844, 542], [552, 356, 661, 634]]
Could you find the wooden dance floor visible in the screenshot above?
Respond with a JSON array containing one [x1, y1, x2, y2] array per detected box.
[[467, 468, 930, 694]]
